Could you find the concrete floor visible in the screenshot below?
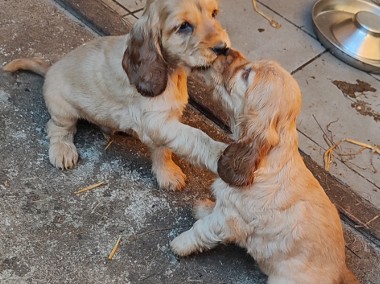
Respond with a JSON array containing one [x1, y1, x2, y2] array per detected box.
[[1, 0, 380, 283]]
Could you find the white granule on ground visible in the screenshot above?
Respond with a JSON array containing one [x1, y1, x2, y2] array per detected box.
[[123, 189, 171, 231], [0, 90, 10, 104]]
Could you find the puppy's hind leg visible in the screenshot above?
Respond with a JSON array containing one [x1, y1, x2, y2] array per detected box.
[[47, 115, 78, 170], [170, 213, 224, 256], [150, 146, 187, 191]]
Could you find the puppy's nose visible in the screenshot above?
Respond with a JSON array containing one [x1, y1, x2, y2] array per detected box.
[[212, 43, 229, 55]]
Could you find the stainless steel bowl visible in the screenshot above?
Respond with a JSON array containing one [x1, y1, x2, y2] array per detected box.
[[312, 0, 380, 74]]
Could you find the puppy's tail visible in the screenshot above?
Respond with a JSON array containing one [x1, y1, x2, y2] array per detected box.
[[341, 267, 361, 284], [3, 58, 50, 77]]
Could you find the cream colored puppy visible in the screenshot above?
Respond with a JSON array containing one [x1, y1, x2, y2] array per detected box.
[[3, 0, 230, 190], [171, 50, 360, 284]]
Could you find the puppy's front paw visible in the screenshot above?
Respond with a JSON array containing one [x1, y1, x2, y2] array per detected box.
[[209, 142, 228, 174], [170, 231, 198, 257], [155, 162, 187, 191], [49, 142, 79, 170]]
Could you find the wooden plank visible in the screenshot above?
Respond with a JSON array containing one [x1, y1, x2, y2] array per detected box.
[[302, 151, 380, 245], [54, 0, 132, 36]]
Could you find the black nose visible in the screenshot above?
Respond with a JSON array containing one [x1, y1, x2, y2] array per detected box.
[[212, 43, 229, 55]]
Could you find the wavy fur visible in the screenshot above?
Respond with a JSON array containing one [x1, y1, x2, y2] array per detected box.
[[3, 0, 230, 191], [171, 50, 360, 283]]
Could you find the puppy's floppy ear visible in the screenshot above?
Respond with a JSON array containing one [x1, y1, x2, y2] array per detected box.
[[217, 138, 257, 187], [217, 131, 275, 187], [218, 62, 291, 187], [122, 7, 168, 97], [218, 99, 280, 187]]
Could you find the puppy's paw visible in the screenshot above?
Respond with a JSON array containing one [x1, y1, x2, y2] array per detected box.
[[170, 231, 199, 257], [49, 142, 79, 170], [155, 162, 187, 191], [193, 199, 215, 220]]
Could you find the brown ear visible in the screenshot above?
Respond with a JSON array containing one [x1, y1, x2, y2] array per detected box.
[[122, 21, 168, 97], [217, 139, 256, 187], [218, 138, 265, 187], [217, 130, 275, 187]]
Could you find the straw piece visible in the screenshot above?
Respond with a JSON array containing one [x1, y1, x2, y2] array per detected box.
[[74, 181, 106, 195], [324, 141, 342, 171], [252, 0, 281, 29], [108, 236, 122, 260], [105, 139, 113, 151], [324, 138, 379, 171], [365, 215, 379, 226], [345, 139, 380, 154]]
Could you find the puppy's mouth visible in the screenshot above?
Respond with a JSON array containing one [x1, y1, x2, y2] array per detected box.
[[213, 49, 248, 73], [192, 65, 212, 71], [191, 54, 219, 71], [191, 54, 226, 72]]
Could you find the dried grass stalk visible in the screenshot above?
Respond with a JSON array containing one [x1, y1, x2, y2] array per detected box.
[[324, 138, 380, 171], [108, 236, 122, 260], [252, 0, 281, 29], [105, 139, 113, 151], [74, 181, 106, 195]]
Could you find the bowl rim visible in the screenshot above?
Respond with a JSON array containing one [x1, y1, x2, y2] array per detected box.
[[312, 0, 380, 74]]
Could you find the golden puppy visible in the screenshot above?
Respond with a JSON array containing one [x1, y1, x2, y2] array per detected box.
[[3, 0, 230, 190], [171, 50, 360, 283]]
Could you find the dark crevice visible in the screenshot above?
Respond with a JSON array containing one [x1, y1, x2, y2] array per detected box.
[[291, 50, 327, 75], [54, 0, 108, 36]]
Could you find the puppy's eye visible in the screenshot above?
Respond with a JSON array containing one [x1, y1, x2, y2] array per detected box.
[[242, 68, 251, 81], [177, 22, 193, 34], [212, 9, 218, 18]]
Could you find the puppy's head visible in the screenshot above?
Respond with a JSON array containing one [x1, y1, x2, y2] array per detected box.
[[212, 50, 302, 187], [204, 49, 249, 127], [122, 0, 230, 97]]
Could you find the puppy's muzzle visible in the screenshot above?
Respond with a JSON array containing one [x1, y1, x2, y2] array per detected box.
[[211, 42, 229, 56]]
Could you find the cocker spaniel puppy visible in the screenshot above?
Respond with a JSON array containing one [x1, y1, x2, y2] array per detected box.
[[171, 50, 360, 284], [3, 0, 230, 190]]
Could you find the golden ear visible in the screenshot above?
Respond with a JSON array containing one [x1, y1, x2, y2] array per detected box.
[[122, 19, 168, 97]]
